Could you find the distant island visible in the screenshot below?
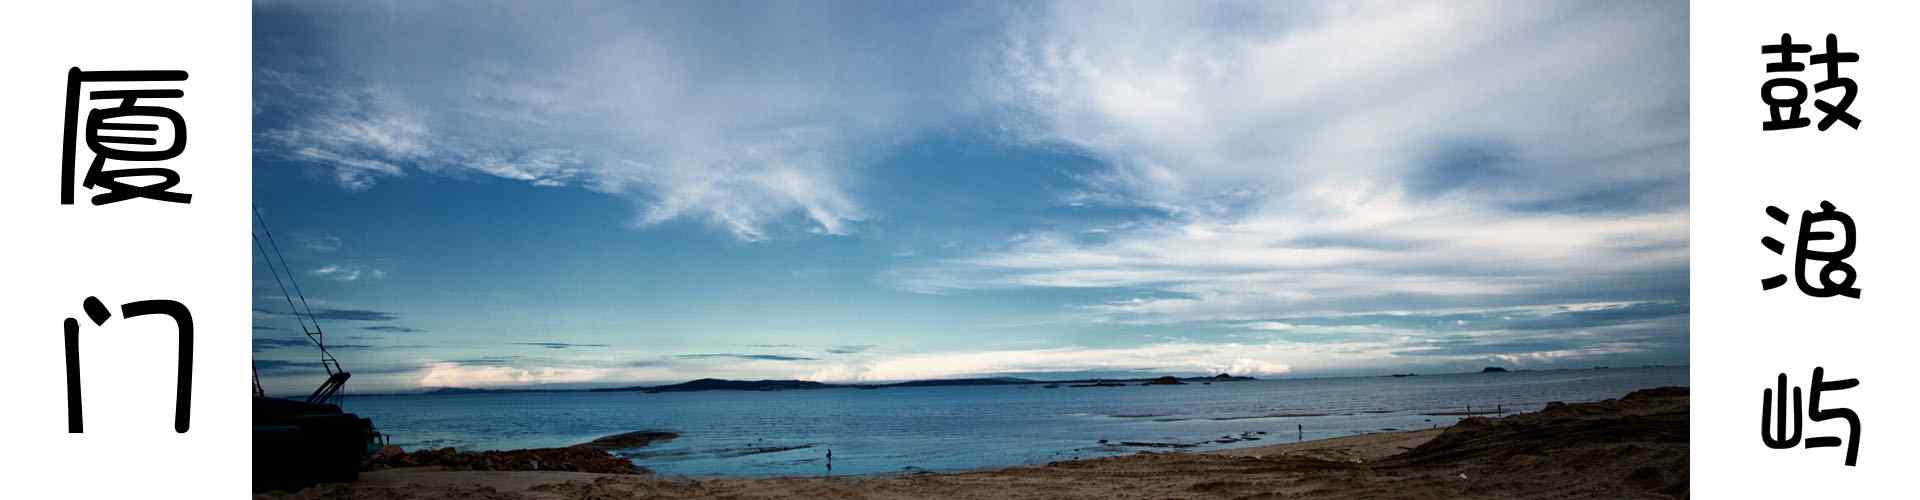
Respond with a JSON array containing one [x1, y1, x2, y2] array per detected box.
[[589, 373, 1256, 393], [602, 378, 841, 393], [1481, 366, 1510, 373], [414, 386, 574, 396]]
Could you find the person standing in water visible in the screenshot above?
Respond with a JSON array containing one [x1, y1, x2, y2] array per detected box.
[[826, 449, 833, 475]]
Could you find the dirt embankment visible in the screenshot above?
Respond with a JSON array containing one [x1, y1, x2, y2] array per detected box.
[[267, 386, 1688, 499]]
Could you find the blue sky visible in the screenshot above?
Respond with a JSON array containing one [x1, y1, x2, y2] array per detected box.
[[252, 0, 1688, 393]]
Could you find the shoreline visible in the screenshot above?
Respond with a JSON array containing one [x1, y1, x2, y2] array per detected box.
[[352, 365, 1690, 397], [266, 387, 1687, 499]]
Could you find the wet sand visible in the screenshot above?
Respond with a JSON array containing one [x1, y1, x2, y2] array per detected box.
[[261, 387, 1687, 499]]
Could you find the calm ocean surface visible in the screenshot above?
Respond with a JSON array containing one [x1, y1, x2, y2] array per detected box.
[[346, 366, 1687, 476]]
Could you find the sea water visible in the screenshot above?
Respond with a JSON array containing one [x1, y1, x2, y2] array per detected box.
[[343, 366, 1687, 477]]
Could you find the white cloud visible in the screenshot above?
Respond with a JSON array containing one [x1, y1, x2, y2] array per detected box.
[[417, 362, 612, 388], [294, 233, 343, 253], [1221, 358, 1292, 377], [254, 2, 986, 241], [995, 1, 1685, 209], [895, 202, 1685, 322], [798, 342, 1314, 383], [309, 263, 385, 282], [890, 0, 1688, 324]]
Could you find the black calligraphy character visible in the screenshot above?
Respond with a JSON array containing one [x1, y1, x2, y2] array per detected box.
[[1760, 202, 1860, 298], [1760, 372, 1802, 449], [60, 68, 192, 206], [1806, 367, 1861, 466], [1810, 34, 1860, 130], [1761, 34, 1812, 131], [64, 297, 194, 434], [1793, 201, 1860, 298]]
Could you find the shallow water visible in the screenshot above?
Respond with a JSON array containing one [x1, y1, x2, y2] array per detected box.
[[343, 366, 1687, 476]]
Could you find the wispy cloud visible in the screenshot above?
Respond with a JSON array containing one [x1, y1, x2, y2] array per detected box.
[[293, 233, 343, 253], [445, 356, 519, 366], [252, 337, 310, 353], [890, 0, 1688, 328], [678, 353, 818, 362], [416, 362, 615, 388], [801, 343, 1301, 383], [252, 359, 315, 372], [362, 325, 426, 333], [253, 2, 998, 241], [513, 342, 610, 349], [825, 345, 878, 355], [309, 263, 386, 282], [256, 307, 398, 322]]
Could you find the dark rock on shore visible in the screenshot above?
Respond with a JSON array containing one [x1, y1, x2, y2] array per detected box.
[[1119, 441, 1199, 448], [364, 446, 643, 474]]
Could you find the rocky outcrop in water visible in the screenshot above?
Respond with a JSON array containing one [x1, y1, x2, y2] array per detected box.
[[573, 430, 678, 450], [1142, 376, 1186, 386]]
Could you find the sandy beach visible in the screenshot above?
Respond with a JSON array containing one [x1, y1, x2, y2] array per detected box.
[[260, 386, 1685, 499]]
